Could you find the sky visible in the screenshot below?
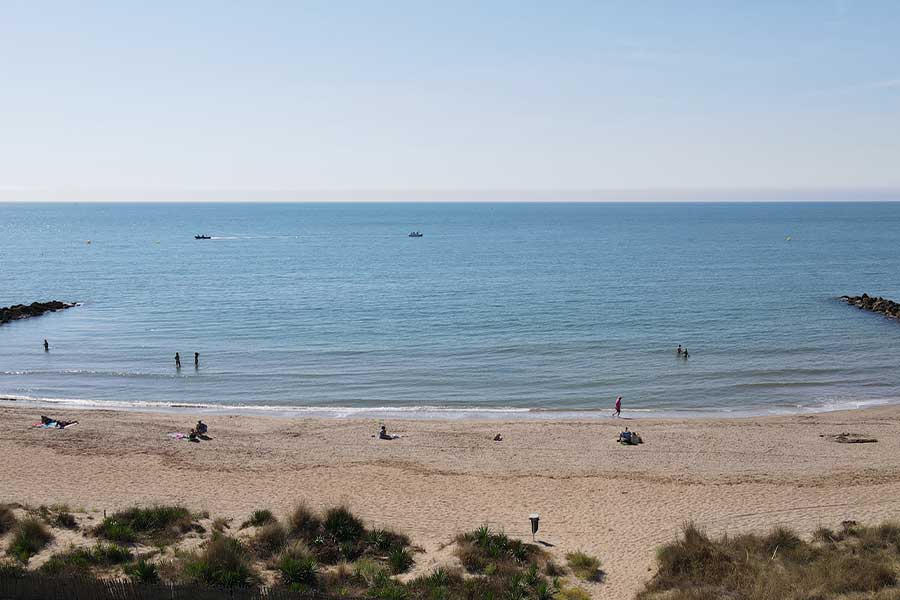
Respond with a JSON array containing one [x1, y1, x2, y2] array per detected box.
[[1, 1, 899, 201]]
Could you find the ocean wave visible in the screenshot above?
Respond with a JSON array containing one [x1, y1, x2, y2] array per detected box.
[[1, 394, 897, 421]]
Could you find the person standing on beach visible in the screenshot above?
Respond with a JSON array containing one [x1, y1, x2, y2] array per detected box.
[[194, 352, 199, 368], [43, 339, 49, 352], [613, 395, 622, 417], [175, 352, 181, 368]]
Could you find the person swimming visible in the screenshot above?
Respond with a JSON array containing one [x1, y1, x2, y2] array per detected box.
[[676, 344, 682, 355]]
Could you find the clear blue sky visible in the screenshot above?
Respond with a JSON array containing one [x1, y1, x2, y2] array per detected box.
[[1, 1, 899, 201]]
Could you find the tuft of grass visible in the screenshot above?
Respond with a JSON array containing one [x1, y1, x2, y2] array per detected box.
[[354, 557, 389, 586], [95, 505, 193, 544], [0, 505, 18, 534], [95, 520, 136, 543], [183, 534, 257, 588], [555, 585, 592, 600], [212, 517, 231, 532], [279, 553, 319, 590], [455, 525, 542, 574], [388, 547, 414, 574], [323, 506, 365, 545], [240, 509, 275, 529], [7, 518, 53, 563], [288, 502, 322, 539], [125, 558, 160, 583], [252, 521, 287, 559], [92, 542, 133, 564], [53, 511, 78, 530], [39, 543, 133, 576], [565, 551, 602, 581]]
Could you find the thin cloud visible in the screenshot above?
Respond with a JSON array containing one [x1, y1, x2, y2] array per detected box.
[[807, 78, 900, 97]]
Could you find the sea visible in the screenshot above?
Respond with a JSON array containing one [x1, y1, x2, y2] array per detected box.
[[2, 202, 900, 419]]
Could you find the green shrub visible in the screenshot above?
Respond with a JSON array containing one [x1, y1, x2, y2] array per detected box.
[[92, 542, 133, 564], [184, 534, 256, 588], [95, 505, 194, 544], [240, 509, 275, 529], [0, 505, 18, 534], [53, 511, 78, 530], [279, 553, 319, 589], [7, 518, 53, 562], [638, 520, 900, 600], [455, 525, 541, 574], [38, 542, 132, 576], [354, 557, 389, 586], [95, 520, 136, 543], [368, 571, 408, 600], [125, 558, 160, 583], [324, 506, 365, 545], [565, 551, 602, 581], [367, 528, 411, 552], [252, 521, 287, 558], [388, 547, 414, 574], [288, 502, 322, 539]]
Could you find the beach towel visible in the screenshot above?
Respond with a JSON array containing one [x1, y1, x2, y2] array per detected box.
[[168, 432, 200, 442], [31, 421, 77, 429]]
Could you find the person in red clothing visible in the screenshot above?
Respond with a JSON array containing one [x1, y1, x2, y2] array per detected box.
[[613, 395, 622, 417]]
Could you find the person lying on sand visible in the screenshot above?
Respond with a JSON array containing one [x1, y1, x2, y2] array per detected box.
[[39, 415, 78, 429]]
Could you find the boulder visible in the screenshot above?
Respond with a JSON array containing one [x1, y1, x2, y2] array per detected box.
[[0, 301, 77, 326]]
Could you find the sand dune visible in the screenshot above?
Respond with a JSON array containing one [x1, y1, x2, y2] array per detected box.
[[3, 405, 900, 597]]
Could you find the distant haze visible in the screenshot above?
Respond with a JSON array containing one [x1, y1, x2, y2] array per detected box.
[[1, 1, 899, 202]]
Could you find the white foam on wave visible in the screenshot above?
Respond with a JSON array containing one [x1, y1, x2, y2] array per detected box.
[[2, 394, 898, 421]]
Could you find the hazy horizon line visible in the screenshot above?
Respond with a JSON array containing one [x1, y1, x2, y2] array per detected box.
[[1, 187, 899, 203]]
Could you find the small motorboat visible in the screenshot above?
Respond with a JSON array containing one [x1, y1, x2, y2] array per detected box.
[[194, 235, 211, 240], [408, 231, 423, 238]]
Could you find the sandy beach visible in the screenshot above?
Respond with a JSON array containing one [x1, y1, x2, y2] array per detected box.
[[3, 404, 900, 597]]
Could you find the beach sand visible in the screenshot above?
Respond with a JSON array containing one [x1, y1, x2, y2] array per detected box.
[[3, 404, 900, 597]]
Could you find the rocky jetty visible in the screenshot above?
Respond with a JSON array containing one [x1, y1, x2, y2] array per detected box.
[[0, 301, 77, 326], [840, 294, 900, 320]]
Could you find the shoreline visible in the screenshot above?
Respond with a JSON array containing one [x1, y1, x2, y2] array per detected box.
[[5, 403, 900, 598], [2, 395, 896, 421]]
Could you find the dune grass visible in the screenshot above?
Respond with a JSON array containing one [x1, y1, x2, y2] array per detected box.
[[95, 505, 195, 545], [0, 504, 17, 534], [284, 503, 412, 568], [565, 550, 602, 581], [637, 521, 900, 600], [183, 533, 258, 588], [124, 558, 160, 583], [40, 543, 133, 575], [7, 518, 53, 562], [240, 509, 275, 530], [455, 525, 546, 574], [251, 521, 287, 558]]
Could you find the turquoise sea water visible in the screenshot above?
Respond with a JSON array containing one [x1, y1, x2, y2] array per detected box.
[[1, 202, 899, 418]]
